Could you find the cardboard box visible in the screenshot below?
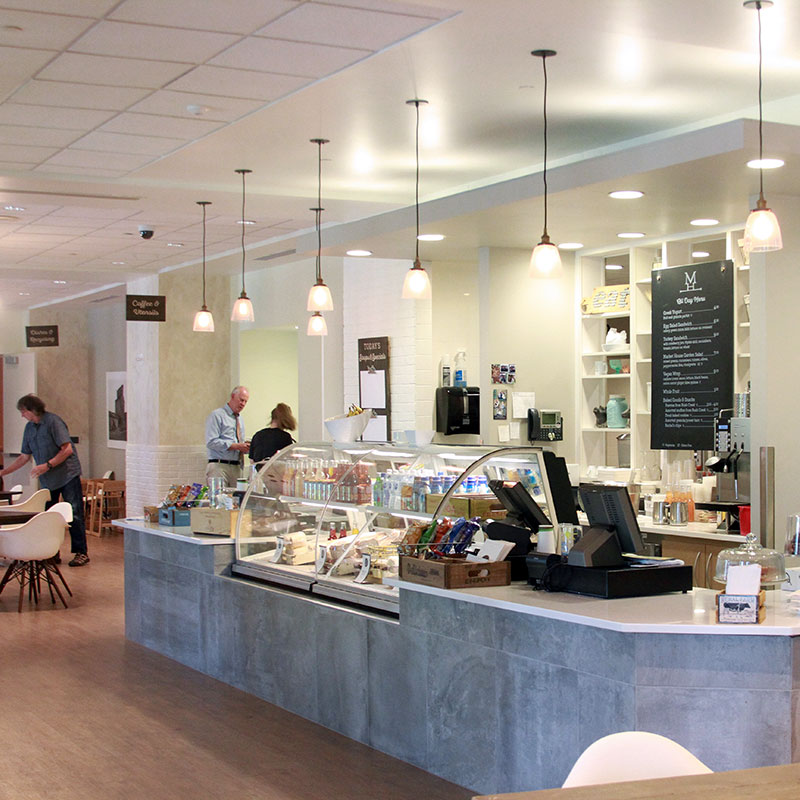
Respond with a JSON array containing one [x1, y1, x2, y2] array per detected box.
[[143, 505, 160, 523], [399, 555, 510, 589], [190, 508, 252, 537], [159, 506, 192, 527], [425, 493, 504, 520]]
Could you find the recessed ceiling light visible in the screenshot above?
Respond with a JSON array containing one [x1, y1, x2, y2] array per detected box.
[[4, 205, 24, 211], [236, 219, 255, 225], [346, 249, 372, 257], [608, 190, 644, 199], [167, 242, 184, 247], [112, 261, 126, 265], [52, 280, 67, 284], [605, 263, 624, 270], [690, 218, 719, 226], [617, 232, 645, 239], [558, 242, 583, 250], [692, 250, 710, 258], [747, 158, 784, 169], [417, 233, 445, 241], [186, 104, 210, 116], [463, 292, 471, 296], [18, 291, 30, 296]]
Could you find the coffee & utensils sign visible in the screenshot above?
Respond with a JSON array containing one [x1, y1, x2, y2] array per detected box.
[[126, 294, 166, 321]]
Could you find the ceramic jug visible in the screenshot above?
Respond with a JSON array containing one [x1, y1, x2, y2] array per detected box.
[[606, 395, 628, 428]]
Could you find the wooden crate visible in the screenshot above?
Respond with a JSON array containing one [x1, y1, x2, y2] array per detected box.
[[399, 555, 510, 589]]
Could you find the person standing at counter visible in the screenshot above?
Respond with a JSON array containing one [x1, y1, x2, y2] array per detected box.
[[205, 386, 250, 487], [249, 403, 297, 464], [0, 394, 89, 566]]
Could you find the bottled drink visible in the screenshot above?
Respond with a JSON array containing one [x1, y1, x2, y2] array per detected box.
[[373, 473, 384, 507]]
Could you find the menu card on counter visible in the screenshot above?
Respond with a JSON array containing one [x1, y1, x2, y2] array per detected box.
[[651, 260, 733, 450]]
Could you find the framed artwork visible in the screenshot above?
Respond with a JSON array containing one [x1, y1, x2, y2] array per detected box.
[[106, 371, 127, 449]]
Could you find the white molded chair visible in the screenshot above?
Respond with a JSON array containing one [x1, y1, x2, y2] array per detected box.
[[562, 732, 712, 788], [0, 483, 23, 505], [102, 470, 114, 479], [0, 488, 50, 514], [0, 511, 72, 611], [49, 501, 73, 523]]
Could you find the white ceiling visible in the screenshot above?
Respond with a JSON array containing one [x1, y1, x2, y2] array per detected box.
[[0, 0, 798, 310]]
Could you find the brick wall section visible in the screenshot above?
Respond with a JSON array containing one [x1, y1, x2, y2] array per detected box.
[[342, 258, 433, 438]]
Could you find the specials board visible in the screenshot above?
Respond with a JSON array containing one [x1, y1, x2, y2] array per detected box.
[[651, 260, 734, 450]]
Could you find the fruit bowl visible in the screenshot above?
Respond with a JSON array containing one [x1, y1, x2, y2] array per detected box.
[[324, 409, 374, 442]]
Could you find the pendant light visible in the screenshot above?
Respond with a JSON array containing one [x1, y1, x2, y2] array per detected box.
[[743, 0, 782, 253], [529, 49, 562, 277], [192, 200, 214, 332], [307, 311, 328, 336], [401, 98, 432, 300], [231, 168, 255, 322], [307, 137, 333, 316]]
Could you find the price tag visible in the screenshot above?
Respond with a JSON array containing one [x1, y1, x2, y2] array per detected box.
[[316, 544, 327, 572], [354, 553, 372, 584], [269, 537, 285, 563]]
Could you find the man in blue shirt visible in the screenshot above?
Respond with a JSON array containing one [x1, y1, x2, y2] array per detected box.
[[0, 394, 89, 566], [205, 386, 250, 487]]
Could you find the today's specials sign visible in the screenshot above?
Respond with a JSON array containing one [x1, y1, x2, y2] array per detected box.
[[651, 260, 734, 450]]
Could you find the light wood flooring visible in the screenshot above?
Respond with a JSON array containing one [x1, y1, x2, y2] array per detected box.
[[0, 534, 472, 800]]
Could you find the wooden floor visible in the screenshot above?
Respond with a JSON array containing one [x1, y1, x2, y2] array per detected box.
[[0, 535, 472, 800]]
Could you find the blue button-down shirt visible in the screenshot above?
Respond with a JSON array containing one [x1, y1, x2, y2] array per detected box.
[[21, 411, 81, 490], [205, 404, 244, 461]]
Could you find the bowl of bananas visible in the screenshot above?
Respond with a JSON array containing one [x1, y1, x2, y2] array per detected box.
[[324, 405, 375, 442]]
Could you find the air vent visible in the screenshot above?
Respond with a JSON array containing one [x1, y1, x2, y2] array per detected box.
[[255, 248, 297, 262], [89, 295, 121, 304]]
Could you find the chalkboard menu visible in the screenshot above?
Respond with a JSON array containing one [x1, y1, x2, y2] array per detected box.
[[651, 260, 734, 450]]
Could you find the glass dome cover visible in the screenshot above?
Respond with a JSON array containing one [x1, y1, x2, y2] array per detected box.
[[713, 533, 786, 587]]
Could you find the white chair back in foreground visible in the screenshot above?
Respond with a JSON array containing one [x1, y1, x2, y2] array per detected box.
[[562, 731, 712, 788], [0, 483, 23, 505], [49, 501, 73, 524], [0, 488, 50, 514]]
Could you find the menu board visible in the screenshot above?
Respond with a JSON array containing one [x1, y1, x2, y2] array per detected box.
[[651, 260, 733, 450]]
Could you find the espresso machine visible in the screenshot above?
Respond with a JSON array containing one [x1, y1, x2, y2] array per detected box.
[[703, 411, 750, 531]]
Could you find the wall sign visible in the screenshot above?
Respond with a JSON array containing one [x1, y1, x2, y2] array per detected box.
[[126, 294, 166, 321], [581, 284, 631, 315], [358, 336, 390, 441], [651, 260, 734, 450], [25, 325, 59, 347]]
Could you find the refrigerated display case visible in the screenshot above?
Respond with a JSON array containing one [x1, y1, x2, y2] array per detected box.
[[231, 441, 557, 612]]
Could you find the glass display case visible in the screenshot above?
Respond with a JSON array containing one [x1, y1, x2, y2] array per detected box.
[[231, 441, 557, 612]]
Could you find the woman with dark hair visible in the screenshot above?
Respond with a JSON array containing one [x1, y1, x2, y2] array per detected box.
[[249, 403, 297, 463]]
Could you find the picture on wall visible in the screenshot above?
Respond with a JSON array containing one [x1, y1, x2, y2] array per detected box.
[[493, 389, 508, 420], [106, 371, 127, 449], [491, 363, 516, 384]]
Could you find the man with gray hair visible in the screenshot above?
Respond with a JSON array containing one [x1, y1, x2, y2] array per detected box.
[[205, 386, 250, 487]]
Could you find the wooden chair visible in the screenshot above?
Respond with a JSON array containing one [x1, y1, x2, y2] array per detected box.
[[93, 480, 126, 536]]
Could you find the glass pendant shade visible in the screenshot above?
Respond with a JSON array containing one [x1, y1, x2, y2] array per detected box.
[[231, 293, 254, 322], [744, 203, 782, 253], [307, 311, 327, 336], [307, 280, 334, 312], [530, 239, 562, 276], [193, 306, 215, 332], [402, 261, 432, 299]]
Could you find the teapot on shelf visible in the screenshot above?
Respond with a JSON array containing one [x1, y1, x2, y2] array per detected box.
[[592, 406, 607, 427]]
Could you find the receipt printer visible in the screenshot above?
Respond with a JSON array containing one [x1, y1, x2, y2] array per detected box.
[[436, 386, 480, 435]]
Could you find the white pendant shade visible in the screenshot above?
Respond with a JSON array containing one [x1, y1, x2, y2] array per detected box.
[[193, 307, 215, 332], [307, 312, 327, 336], [401, 264, 432, 299], [529, 242, 562, 276], [744, 206, 782, 252], [231, 295, 254, 322], [307, 281, 334, 312]]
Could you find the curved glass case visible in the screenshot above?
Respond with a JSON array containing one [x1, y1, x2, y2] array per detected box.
[[232, 441, 557, 611]]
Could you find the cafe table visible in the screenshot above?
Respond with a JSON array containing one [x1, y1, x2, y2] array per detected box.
[[0, 490, 22, 504], [0, 509, 38, 526], [473, 762, 800, 800]]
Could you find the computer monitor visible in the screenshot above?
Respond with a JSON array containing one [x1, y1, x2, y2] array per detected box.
[[542, 451, 579, 524], [578, 484, 644, 555], [489, 480, 551, 532]]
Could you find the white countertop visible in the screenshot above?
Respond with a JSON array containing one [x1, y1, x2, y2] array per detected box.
[[114, 517, 234, 544], [386, 577, 800, 636], [637, 516, 743, 543]]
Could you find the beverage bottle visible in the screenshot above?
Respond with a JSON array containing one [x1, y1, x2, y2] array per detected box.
[[417, 477, 431, 514], [372, 473, 383, 506], [382, 471, 392, 508]]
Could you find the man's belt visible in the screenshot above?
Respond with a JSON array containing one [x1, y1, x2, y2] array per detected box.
[[208, 459, 240, 465]]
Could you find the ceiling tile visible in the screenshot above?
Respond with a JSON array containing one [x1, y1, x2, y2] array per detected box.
[[0, 103, 114, 129], [40, 148, 155, 170], [0, 125, 81, 147], [0, 45, 60, 96], [0, 144, 56, 163], [33, 164, 131, 178], [254, 3, 441, 50], [70, 130, 184, 155], [0, 10, 96, 50], [127, 90, 263, 121], [100, 112, 223, 139], [10, 80, 151, 110], [109, 0, 300, 35], [167, 65, 309, 101], [321, 0, 450, 15], [210, 36, 369, 78], [39, 52, 190, 89], [0, 0, 117, 13], [69, 20, 239, 63]]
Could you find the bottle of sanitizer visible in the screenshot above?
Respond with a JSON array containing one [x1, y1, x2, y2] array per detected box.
[[453, 350, 467, 387], [440, 354, 451, 387]]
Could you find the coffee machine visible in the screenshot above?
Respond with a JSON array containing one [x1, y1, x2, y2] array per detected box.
[[711, 413, 751, 503]]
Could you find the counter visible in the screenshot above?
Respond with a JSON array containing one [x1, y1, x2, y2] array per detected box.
[[120, 519, 800, 795]]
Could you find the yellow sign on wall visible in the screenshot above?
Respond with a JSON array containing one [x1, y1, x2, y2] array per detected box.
[[581, 284, 631, 315]]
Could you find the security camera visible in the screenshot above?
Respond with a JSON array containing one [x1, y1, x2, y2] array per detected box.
[[138, 225, 154, 240]]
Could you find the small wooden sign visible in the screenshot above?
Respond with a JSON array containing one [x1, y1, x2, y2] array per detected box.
[[581, 284, 631, 315], [716, 590, 766, 624], [25, 325, 59, 347], [126, 294, 166, 321]]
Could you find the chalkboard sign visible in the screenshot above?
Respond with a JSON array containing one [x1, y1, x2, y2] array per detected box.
[[651, 260, 734, 450]]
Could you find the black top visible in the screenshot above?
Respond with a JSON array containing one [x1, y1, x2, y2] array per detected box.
[[249, 427, 294, 463]]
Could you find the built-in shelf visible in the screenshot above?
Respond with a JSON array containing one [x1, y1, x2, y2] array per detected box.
[[581, 311, 631, 320], [635, 277, 652, 285], [739, 322, 750, 328], [582, 374, 631, 380], [738, 352, 751, 359], [637, 330, 652, 336], [637, 358, 652, 364], [636, 410, 651, 416], [738, 265, 750, 272], [581, 350, 630, 357]]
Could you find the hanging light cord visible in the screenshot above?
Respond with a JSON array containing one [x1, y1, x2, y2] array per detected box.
[[756, 0, 765, 198], [414, 100, 421, 265], [201, 202, 207, 307], [316, 139, 323, 282], [540, 54, 550, 237], [239, 170, 247, 293]]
